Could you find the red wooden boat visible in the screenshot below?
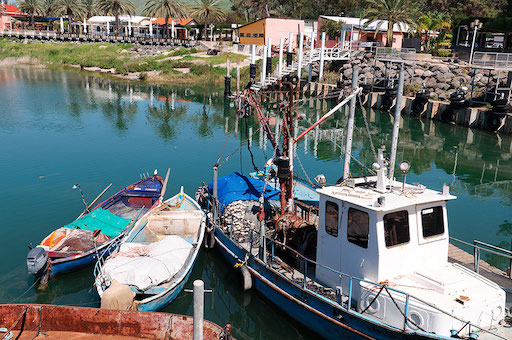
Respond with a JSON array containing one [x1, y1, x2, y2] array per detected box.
[[0, 304, 231, 339]]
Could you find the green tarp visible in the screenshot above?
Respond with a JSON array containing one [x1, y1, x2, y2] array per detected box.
[[64, 208, 131, 238]]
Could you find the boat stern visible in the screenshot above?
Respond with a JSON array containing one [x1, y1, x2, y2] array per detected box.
[[27, 246, 49, 277]]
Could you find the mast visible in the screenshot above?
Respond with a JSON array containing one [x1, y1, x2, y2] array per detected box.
[[388, 66, 404, 180]]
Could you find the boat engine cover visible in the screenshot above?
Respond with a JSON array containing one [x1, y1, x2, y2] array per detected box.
[[27, 247, 49, 275]]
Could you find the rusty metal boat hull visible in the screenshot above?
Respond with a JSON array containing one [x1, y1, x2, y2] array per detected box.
[[0, 304, 224, 339]]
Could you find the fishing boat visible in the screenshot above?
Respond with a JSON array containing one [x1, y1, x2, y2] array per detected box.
[[27, 172, 165, 284], [94, 188, 205, 312], [0, 303, 230, 339], [197, 77, 512, 339]]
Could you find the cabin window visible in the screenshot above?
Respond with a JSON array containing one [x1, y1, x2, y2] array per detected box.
[[253, 33, 258, 37], [240, 33, 244, 37], [325, 201, 339, 237], [384, 210, 410, 247], [347, 208, 369, 248], [421, 206, 444, 238], [259, 33, 264, 37]]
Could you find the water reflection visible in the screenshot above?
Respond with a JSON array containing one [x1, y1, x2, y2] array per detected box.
[[0, 67, 511, 338]]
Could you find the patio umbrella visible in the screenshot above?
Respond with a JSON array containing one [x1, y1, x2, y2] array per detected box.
[[60, 17, 64, 34], [83, 18, 87, 34]]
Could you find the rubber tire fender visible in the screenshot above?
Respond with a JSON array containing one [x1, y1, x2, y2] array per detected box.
[[239, 264, 252, 291], [486, 114, 503, 131]]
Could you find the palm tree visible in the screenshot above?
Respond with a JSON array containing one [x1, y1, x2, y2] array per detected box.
[[17, 0, 42, 27], [41, 0, 56, 17], [417, 12, 450, 52], [190, 0, 225, 41], [96, 0, 135, 37], [362, 0, 419, 47], [54, 0, 86, 34], [82, 0, 97, 19], [143, 0, 186, 40]]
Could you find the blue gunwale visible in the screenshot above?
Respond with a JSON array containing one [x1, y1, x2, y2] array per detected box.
[[95, 193, 205, 312], [40, 176, 164, 278], [214, 228, 452, 340]]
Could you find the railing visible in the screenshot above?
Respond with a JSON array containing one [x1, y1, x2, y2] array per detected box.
[[450, 237, 512, 279], [472, 52, 512, 70], [220, 218, 504, 338], [375, 47, 416, 61], [0, 29, 197, 46]]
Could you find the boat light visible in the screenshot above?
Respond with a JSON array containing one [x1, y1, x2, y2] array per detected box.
[[315, 174, 326, 187], [399, 161, 410, 172]]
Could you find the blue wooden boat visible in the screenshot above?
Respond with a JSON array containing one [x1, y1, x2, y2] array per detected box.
[[27, 173, 164, 283], [94, 189, 205, 311], [197, 84, 512, 339]]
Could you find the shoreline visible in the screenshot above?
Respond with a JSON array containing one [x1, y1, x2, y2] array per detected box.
[[0, 38, 251, 86]]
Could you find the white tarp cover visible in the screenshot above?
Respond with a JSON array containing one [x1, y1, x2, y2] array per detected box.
[[102, 235, 192, 291]]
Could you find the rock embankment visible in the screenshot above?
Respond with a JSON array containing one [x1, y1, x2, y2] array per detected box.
[[334, 52, 503, 100]]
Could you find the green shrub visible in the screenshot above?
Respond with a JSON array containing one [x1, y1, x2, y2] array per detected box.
[[435, 49, 452, 57]]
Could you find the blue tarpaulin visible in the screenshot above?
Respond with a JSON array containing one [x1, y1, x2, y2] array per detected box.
[[208, 172, 279, 212]]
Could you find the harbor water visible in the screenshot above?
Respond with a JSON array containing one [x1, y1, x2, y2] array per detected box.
[[0, 68, 510, 339]]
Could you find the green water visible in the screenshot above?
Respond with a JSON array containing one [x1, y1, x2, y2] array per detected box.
[[0, 68, 510, 339]]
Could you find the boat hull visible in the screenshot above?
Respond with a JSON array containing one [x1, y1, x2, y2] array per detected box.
[[0, 304, 225, 339], [214, 229, 446, 340], [49, 237, 120, 277], [136, 251, 198, 312]]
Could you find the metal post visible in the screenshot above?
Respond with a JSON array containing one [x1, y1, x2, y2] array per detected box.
[[212, 165, 218, 221], [319, 32, 326, 81], [236, 63, 240, 95], [278, 38, 284, 78], [261, 45, 267, 85], [260, 219, 266, 263], [251, 44, 256, 64], [404, 294, 410, 330], [308, 31, 314, 82], [469, 26, 478, 65], [388, 66, 404, 180], [193, 280, 204, 340], [343, 68, 358, 179], [474, 241, 480, 274], [297, 32, 304, 79]]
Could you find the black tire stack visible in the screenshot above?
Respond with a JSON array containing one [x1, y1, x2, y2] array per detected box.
[[380, 83, 397, 112], [411, 88, 430, 116], [441, 88, 466, 123], [486, 97, 510, 131]]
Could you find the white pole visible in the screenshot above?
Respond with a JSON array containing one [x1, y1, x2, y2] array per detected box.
[[83, 18, 87, 34], [469, 26, 478, 65], [297, 33, 304, 78], [343, 68, 358, 179], [278, 38, 284, 78], [60, 17, 64, 34], [261, 45, 267, 84], [267, 37, 272, 57], [128, 19, 131, 36], [388, 67, 405, 180], [319, 32, 326, 81], [251, 44, 256, 64], [288, 32, 293, 52], [106, 20, 110, 36], [193, 280, 204, 340], [149, 20, 152, 37], [171, 20, 175, 39]]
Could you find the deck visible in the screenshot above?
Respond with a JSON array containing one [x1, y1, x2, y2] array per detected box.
[[449, 243, 512, 294]]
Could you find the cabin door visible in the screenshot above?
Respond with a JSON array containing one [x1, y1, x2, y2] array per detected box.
[[316, 199, 344, 288]]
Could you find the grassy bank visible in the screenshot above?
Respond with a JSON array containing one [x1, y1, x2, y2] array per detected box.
[[0, 38, 251, 85]]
